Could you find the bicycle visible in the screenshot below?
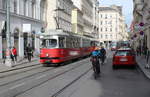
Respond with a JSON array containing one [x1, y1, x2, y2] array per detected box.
[[91, 56, 100, 79]]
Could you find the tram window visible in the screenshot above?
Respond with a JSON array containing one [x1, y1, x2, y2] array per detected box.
[[83, 39, 90, 47], [66, 37, 71, 48], [41, 40, 46, 48], [49, 39, 57, 48], [59, 37, 65, 48]]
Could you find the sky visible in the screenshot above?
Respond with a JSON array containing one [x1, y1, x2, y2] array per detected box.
[[99, 0, 133, 27]]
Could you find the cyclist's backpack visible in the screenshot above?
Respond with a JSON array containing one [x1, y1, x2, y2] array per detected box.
[[92, 50, 100, 56]]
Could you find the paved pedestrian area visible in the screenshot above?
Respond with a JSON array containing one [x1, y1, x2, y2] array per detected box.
[[0, 57, 39, 73], [136, 55, 150, 79]]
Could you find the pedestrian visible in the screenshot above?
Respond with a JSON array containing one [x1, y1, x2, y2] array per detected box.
[[144, 46, 148, 58], [10, 47, 15, 62], [12, 46, 17, 63], [31, 47, 34, 58], [26, 44, 32, 62], [2, 49, 6, 64], [100, 46, 106, 65], [145, 49, 150, 69], [136, 47, 139, 56], [139, 45, 142, 56]]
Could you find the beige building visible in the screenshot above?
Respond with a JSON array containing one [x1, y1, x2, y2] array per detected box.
[[132, 0, 150, 50], [45, 0, 73, 33], [71, 8, 84, 35], [98, 5, 127, 46], [123, 24, 129, 41], [72, 0, 99, 38]]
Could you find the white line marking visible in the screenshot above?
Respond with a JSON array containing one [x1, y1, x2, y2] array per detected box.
[[54, 68, 62, 73], [36, 74, 47, 79], [9, 83, 25, 90]]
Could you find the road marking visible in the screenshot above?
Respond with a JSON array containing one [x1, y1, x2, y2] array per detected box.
[[9, 83, 25, 90], [54, 68, 63, 73], [36, 74, 47, 79]]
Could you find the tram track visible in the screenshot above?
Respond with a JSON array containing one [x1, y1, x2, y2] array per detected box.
[[51, 67, 92, 97], [13, 58, 90, 97], [0, 64, 42, 78], [0, 66, 56, 87], [0, 63, 41, 73]]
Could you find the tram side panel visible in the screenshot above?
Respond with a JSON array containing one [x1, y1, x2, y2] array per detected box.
[[40, 48, 82, 64]]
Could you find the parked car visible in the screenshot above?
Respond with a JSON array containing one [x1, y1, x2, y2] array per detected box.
[[110, 42, 118, 51], [112, 48, 136, 69]]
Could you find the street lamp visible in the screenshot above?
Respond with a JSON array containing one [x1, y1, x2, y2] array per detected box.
[[5, 0, 12, 67]]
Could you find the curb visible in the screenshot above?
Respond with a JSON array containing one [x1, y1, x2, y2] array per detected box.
[[136, 58, 150, 79], [14, 58, 38, 66], [0, 60, 40, 73]]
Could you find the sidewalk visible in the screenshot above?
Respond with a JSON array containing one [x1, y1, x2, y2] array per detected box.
[[0, 57, 40, 73], [136, 55, 150, 79]]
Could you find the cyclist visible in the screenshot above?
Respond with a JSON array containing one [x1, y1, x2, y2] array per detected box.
[[100, 46, 106, 65], [90, 47, 101, 78]]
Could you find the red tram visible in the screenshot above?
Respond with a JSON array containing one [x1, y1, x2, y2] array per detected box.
[[39, 30, 98, 66]]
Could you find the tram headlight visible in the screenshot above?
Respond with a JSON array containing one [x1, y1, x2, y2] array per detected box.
[[46, 53, 49, 57]]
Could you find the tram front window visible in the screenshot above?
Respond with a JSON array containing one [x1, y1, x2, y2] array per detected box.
[[41, 39, 57, 48]]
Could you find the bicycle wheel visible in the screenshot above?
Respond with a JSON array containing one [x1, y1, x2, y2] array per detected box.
[[92, 64, 97, 79]]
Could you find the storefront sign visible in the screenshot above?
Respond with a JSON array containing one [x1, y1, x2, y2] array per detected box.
[[23, 24, 31, 33]]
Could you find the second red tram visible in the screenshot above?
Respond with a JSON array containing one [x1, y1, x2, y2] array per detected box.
[[40, 30, 98, 66]]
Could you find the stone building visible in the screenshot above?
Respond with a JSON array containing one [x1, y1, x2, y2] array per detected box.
[[98, 5, 127, 46], [72, 0, 99, 38], [132, 0, 150, 50], [0, 0, 47, 58], [45, 0, 73, 33]]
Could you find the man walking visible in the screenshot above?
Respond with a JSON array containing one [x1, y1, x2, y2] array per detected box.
[[26, 44, 32, 62], [100, 46, 106, 65], [145, 49, 150, 69]]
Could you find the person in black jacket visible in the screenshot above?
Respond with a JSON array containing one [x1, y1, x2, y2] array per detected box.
[[26, 44, 32, 62], [100, 46, 106, 65], [145, 49, 150, 69]]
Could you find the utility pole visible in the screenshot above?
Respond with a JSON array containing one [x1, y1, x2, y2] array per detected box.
[[5, 0, 12, 67]]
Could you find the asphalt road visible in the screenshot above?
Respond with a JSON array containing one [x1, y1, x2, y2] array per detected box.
[[67, 51, 150, 97], [15, 51, 150, 97]]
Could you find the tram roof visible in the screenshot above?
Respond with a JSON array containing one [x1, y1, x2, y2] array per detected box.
[[40, 29, 70, 36], [40, 29, 98, 40]]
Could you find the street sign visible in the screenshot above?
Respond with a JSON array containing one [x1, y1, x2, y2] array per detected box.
[[134, 24, 144, 32]]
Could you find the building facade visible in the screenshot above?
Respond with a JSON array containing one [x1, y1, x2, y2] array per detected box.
[[0, 0, 46, 58], [45, 0, 73, 33], [132, 0, 150, 51], [71, 8, 84, 35], [72, 0, 99, 38], [98, 5, 127, 47], [92, 0, 99, 39]]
